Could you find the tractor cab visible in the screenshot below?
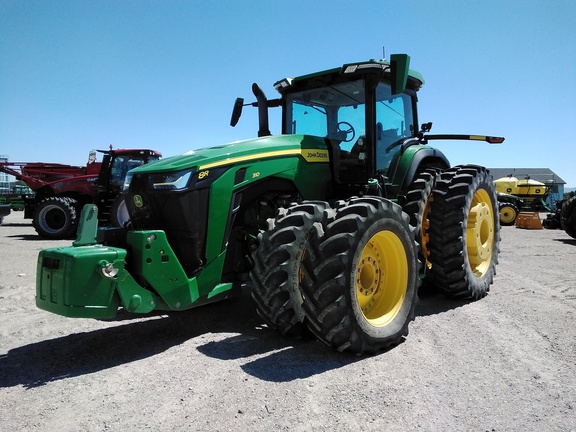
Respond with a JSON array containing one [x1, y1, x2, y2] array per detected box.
[[231, 55, 427, 196], [231, 55, 502, 199], [276, 64, 421, 186], [96, 148, 162, 198]]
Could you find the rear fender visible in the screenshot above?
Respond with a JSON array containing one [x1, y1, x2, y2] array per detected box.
[[390, 146, 449, 194]]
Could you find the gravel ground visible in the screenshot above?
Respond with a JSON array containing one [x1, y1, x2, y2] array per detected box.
[[1, 210, 575, 432]]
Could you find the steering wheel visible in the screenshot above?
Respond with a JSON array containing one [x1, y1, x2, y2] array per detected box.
[[337, 121, 356, 143]]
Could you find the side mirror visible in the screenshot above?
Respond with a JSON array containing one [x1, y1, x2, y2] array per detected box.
[[230, 98, 244, 127], [390, 54, 410, 95], [421, 122, 433, 133]]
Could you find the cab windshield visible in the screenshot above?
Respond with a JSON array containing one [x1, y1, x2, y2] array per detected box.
[[285, 80, 415, 173], [286, 79, 366, 152], [111, 155, 161, 188]]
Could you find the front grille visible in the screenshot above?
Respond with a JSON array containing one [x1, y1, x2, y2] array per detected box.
[[127, 173, 210, 277]]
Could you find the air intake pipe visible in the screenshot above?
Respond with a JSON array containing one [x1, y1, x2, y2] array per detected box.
[[252, 83, 271, 137]]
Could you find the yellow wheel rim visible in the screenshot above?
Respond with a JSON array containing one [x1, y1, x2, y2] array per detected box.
[[355, 231, 408, 327], [499, 205, 517, 225], [466, 189, 495, 277]]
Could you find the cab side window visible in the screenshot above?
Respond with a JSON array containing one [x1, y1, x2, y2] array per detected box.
[[375, 84, 415, 172]]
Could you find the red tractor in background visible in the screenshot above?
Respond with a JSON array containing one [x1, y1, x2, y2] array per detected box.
[[0, 147, 161, 239]]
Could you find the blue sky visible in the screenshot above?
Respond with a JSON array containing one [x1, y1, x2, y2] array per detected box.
[[1, 0, 575, 187]]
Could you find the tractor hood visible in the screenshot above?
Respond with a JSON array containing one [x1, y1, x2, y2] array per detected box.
[[120, 133, 333, 279], [129, 134, 330, 175]]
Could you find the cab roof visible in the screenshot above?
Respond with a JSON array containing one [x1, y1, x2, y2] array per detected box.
[[273, 58, 425, 93]]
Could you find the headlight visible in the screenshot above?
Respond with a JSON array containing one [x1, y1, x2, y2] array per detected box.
[[149, 170, 193, 190], [123, 172, 133, 191]]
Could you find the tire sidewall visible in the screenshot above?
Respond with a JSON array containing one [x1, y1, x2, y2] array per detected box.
[[428, 165, 500, 299], [462, 173, 500, 295]]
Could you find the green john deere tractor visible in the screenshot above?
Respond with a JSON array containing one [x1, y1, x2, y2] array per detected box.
[[36, 55, 504, 354]]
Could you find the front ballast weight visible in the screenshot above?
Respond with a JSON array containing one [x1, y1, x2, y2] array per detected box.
[[36, 204, 236, 319]]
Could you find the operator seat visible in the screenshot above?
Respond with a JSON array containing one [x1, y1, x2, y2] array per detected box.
[[376, 123, 401, 174]]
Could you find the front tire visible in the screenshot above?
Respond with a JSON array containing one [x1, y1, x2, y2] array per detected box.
[[250, 201, 331, 336], [428, 165, 500, 299], [33, 196, 79, 239], [301, 197, 420, 354]]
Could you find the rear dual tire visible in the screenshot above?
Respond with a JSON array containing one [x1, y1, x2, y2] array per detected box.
[[427, 165, 500, 299], [403, 169, 440, 274]]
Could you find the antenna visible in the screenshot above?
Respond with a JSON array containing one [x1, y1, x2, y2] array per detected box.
[[382, 46, 386, 60]]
